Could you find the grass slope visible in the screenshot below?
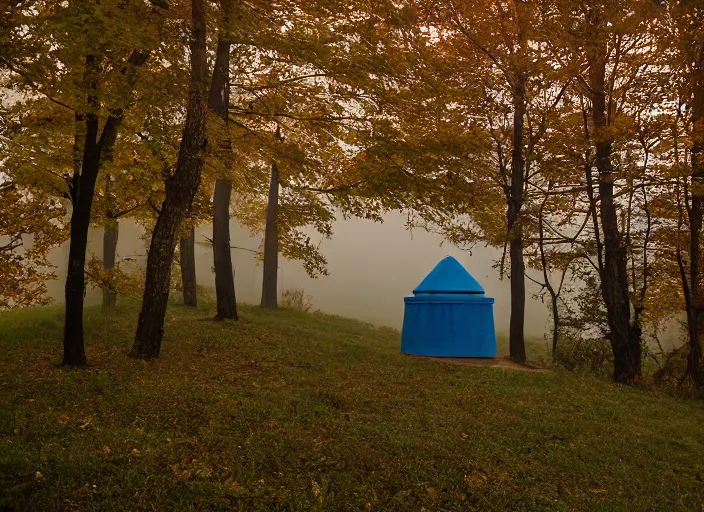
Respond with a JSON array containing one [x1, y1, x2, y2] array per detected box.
[[1, 300, 703, 511]]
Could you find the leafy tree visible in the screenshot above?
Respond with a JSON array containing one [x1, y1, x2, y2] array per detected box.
[[208, 0, 237, 319], [2, 0, 170, 365], [130, 0, 208, 359], [542, 0, 663, 383], [0, 181, 66, 308]]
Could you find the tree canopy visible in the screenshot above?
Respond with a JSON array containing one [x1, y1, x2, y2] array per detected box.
[[1, 0, 704, 386]]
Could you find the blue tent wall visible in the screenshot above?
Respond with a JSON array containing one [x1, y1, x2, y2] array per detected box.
[[401, 257, 497, 358]]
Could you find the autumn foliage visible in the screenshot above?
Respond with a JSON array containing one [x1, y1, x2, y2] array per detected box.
[[1, 0, 704, 386]]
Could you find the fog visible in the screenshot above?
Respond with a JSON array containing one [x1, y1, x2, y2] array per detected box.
[[43, 211, 553, 339]]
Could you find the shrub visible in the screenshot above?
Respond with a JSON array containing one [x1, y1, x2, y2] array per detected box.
[[281, 288, 314, 313], [650, 346, 704, 397], [553, 334, 613, 378]]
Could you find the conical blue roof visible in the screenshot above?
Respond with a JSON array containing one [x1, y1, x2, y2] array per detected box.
[[413, 256, 485, 294]]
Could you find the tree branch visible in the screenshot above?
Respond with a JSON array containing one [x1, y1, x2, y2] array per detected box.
[[230, 73, 329, 91]]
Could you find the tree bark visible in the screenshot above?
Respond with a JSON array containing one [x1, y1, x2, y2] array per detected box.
[[261, 161, 279, 309], [64, 114, 120, 361], [582, 104, 604, 275], [180, 228, 197, 307], [687, 43, 704, 385], [102, 217, 119, 309], [131, 0, 208, 359], [212, 179, 238, 319], [550, 293, 559, 355], [507, 73, 527, 363], [102, 171, 118, 309], [538, 192, 560, 357], [586, 11, 641, 384], [63, 106, 98, 366], [208, 36, 237, 320]]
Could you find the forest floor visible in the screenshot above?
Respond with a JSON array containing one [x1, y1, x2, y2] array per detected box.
[[1, 297, 703, 511], [423, 356, 549, 373]]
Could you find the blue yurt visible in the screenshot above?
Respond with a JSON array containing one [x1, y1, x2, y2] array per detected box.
[[401, 256, 497, 358]]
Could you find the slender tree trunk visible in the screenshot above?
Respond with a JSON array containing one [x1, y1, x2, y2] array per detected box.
[[586, 12, 641, 384], [208, 36, 237, 320], [585, 158, 604, 272], [509, 238, 526, 362], [102, 172, 118, 309], [131, 0, 208, 359], [550, 294, 559, 355], [689, 205, 704, 385], [102, 217, 119, 309], [507, 74, 527, 363], [261, 161, 279, 308], [213, 179, 237, 319], [64, 120, 119, 357], [180, 228, 197, 307], [64, 108, 98, 366], [688, 45, 704, 385], [684, 232, 702, 384], [676, 203, 697, 380], [582, 103, 604, 275], [538, 192, 560, 357]]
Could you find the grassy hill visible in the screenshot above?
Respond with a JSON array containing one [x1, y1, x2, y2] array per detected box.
[[1, 299, 703, 511]]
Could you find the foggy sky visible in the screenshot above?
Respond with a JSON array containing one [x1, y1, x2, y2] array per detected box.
[[44, 211, 552, 339]]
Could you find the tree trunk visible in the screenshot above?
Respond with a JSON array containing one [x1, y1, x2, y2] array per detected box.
[[586, 11, 641, 384], [64, 127, 119, 361], [509, 237, 526, 362], [63, 49, 150, 365], [130, 0, 208, 359], [689, 192, 704, 384], [676, 205, 698, 383], [102, 171, 118, 309], [538, 193, 560, 357], [63, 109, 98, 366], [507, 74, 527, 363], [582, 105, 604, 275], [688, 44, 704, 385], [180, 228, 197, 307], [102, 217, 119, 309], [551, 294, 559, 356], [64, 65, 124, 365], [208, 35, 237, 320], [213, 179, 238, 319], [261, 161, 279, 309]]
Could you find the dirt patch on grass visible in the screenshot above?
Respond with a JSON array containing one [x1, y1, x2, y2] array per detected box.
[[422, 355, 550, 372]]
